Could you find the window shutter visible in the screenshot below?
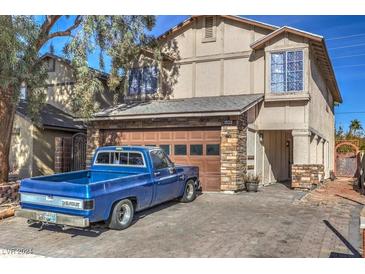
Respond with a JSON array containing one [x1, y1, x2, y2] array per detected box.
[[204, 16, 214, 39]]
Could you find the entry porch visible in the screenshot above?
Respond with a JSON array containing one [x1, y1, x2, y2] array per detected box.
[[248, 129, 330, 189]]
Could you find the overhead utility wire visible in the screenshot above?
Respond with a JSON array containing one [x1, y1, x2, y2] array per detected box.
[[327, 33, 365, 41], [332, 53, 365, 59], [329, 43, 365, 50]]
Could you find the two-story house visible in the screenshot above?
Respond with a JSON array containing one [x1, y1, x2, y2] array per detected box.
[[9, 53, 115, 179], [86, 15, 342, 192]]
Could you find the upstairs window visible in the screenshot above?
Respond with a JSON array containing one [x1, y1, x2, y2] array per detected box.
[[128, 66, 158, 95], [271, 50, 303, 93], [19, 86, 27, 100]]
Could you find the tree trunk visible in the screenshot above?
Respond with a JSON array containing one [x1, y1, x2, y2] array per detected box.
[[0, 88, 16, 184]]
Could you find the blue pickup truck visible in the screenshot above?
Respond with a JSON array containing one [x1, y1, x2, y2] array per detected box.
[[16, 146, 200, 230]]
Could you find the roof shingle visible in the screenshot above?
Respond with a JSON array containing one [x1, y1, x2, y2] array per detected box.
[[17, 100, 85, 131], [94, 94, 264, 119]]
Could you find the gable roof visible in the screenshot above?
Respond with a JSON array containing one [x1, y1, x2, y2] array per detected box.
[[92, 94, 264, 120], [250, 26, 342, 103], [41, 53, 110, 80], [158, 15, 278, 41], [17, 100, 85, 131]]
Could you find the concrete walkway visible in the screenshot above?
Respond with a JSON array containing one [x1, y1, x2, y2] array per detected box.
[[0, 180, 363, 258]]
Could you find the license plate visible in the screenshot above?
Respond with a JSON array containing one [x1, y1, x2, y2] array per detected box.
[[37, 212, 57, 223]]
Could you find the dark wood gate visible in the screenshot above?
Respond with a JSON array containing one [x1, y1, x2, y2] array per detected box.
[[72, 133, 87, 171], [335, 140, 360, 177]]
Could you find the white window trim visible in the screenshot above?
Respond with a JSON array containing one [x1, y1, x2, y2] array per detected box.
[[93, 150, 146, 168], [270, 50, 304, 93]]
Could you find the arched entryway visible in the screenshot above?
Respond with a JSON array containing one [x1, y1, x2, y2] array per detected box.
[[335, 140, 360, 177]]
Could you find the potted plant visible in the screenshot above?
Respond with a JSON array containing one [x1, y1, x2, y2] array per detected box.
[[244, 174, 260, 192]]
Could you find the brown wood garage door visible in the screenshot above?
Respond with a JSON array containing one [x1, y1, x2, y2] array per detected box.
[[100, 128, 221, 191]]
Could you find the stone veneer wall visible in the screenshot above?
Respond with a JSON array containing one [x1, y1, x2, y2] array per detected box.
[[0, 182, 20, 204], [291, 164, 324, 189], [86, 114, 248, 192], [220, 113, 247, 191]]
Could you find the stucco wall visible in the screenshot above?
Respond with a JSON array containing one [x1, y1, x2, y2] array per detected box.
[[9, 114, 34, 178], [44, 57, 114, 114], [161, 16, 272, 99], [32, 127, 75, 176], [308, 53, 335, 173]]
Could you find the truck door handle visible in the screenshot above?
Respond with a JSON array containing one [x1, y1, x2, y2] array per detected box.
[[154, 171, 161, 177]]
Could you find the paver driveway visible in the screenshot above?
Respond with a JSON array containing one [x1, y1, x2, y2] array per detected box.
[[0, 183, 362, 257]]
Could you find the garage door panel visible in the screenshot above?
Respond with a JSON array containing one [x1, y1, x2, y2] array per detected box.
[[131, 132, 143, 141], [144, 131, 158, 142], [173, 131, 189, 140], [159, 131, 172, 141], [173, 156, 189, 165], [204, 131, 221, 141], [189, 159, 205, 173], [189, 131, 204, 141], [205, 176, 221, 191]]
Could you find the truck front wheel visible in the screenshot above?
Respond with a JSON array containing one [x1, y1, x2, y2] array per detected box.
[[108, 199, 134, 230], [180, 179, 197, 203]]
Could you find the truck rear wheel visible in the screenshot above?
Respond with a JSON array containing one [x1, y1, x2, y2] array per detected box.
[[180, 179, 197, 203], [108, 199, 134, 230]]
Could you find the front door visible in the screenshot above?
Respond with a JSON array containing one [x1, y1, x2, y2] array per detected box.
[[150, 149, 180, 204]]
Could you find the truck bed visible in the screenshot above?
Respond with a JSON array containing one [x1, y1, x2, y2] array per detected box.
[[20, 169, 150, 200], [33, 170, 142, 184]]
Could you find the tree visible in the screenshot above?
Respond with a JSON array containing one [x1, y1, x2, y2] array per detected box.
[[0, 15, 159, 183], [349, 119, 363, 137], [336, 125, 345, 140]]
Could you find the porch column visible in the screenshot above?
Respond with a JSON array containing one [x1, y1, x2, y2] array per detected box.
[[220, 113, 247, 192], [292, 129, 311, 165], [291, 130, 324, 189]]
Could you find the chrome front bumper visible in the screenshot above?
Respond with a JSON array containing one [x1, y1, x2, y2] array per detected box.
[[15, 209, 90, 228]]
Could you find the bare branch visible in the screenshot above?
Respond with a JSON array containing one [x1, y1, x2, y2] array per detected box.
[[36, 15, 82, 51]]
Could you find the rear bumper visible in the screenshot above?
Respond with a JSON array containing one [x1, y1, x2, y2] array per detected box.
[[15, 209, 90, 228]]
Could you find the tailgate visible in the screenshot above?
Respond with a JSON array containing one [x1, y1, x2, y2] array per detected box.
[[19, 172, 92, 216], [20, 171, 90, 199]]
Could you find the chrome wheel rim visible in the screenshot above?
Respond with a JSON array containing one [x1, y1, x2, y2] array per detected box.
[[186, 183, 194, 200], [118, 204, 132, 225]]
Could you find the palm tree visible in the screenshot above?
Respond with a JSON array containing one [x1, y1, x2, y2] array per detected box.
[[349, 119, 363, 137]]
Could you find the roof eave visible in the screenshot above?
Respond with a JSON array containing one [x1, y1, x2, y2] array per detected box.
[[157, 15, 278, 42], [84, 94, 264, 122], [250, 26, 323, 50]]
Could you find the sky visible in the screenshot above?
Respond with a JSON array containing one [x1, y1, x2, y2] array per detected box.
[[40, 15, 365, 131]]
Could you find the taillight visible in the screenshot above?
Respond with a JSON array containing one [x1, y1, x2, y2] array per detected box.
[[83, 199, 94, 210]]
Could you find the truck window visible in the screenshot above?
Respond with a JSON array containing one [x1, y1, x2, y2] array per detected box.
[[120, 152, 128, 165], [150, 150, 171, 170], [95, 152, 110, 164], [129, 152, 144, 166]]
